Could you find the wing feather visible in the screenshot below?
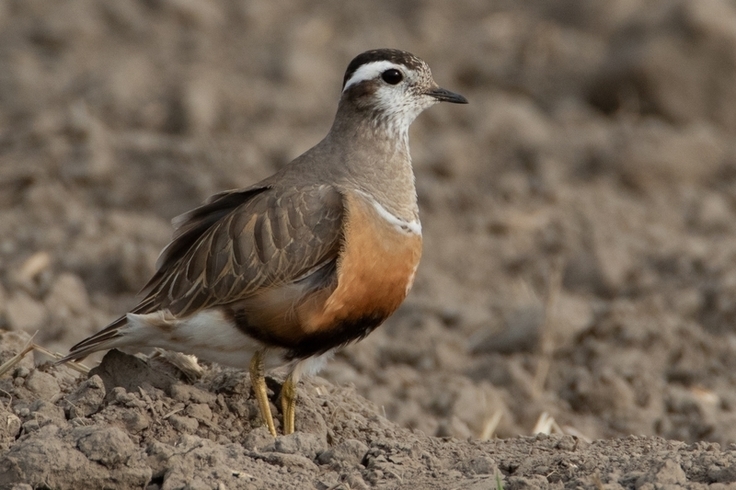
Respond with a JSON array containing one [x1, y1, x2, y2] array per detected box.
[[62, 182, 345, 362], [146, 184, 344, 317], [154, 186, 269, 274]]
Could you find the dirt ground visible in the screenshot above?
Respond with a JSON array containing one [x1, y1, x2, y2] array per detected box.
[[3, 0, 736, 488]]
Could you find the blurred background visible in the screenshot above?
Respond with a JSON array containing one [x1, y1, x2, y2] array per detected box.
[[2, 0, 736, 444]]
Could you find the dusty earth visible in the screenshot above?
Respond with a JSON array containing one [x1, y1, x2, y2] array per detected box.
[[3, 0, 736, 488]]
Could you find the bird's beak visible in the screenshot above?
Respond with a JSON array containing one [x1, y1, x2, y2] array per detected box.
[[425, 87, 468, 104]]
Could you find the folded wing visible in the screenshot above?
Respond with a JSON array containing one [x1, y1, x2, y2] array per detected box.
[[64, 183, 345, 360]]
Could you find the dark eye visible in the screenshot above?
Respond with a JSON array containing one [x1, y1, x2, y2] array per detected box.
[[381, 69, 403, 85]]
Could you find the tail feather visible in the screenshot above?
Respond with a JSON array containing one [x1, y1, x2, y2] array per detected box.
[[57, 314, 128, 364]]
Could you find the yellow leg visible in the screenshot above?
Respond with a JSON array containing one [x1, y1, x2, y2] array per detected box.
[[249, 351, 276, 436], [281, 373, 298, 435]]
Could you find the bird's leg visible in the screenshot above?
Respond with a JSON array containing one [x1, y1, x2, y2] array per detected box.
[[281, 372, 298, 435], [249, 350, 277, 436]]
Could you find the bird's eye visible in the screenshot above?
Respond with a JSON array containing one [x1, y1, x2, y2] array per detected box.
[[381, 69, 403, 85]]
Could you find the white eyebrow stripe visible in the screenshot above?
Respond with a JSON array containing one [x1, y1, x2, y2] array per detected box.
[[342, 61, 402, 92]]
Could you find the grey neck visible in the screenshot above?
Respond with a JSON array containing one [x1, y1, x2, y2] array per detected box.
[[313, 104, 419, 222]]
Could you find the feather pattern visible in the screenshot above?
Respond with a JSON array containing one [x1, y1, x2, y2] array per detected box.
[[63, 183, 344, 361]]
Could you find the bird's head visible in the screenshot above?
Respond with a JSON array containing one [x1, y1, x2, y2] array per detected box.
[[338, 49, 467, 135]]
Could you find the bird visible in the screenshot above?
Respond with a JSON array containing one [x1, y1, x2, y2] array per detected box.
[[60, 48, 467, 436]]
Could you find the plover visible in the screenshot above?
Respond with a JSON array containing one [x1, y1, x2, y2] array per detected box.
[[62, 48, 467, 435]]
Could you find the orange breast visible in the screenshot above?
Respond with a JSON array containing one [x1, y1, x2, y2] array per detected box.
[[302, 191, 422, 333], [227, 191, 422, 358]]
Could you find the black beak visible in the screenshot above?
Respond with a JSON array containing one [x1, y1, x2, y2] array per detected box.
[[426, 87, 468, 104]]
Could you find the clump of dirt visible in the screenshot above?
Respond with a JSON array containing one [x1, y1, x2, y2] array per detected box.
[[3, 0, 736, 488]]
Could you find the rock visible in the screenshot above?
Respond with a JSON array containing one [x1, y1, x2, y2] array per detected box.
[[185, 403, 213, 424], [242, 426, 276, 451], [10, 484, 33, 490], [28, 400, 65, 426], [74, 426, 135, 467], [260, 452, 318, 470], [24, 370, 60, 399], [64, 374, 106, 418], [636, 459, 687, 487], [21, 420, 40, 434], [170, 383, 217, 405], [317, 439, 369, 467], [89, 349, 179, 395], [0, 425, 86, 487], [273, 432, 328, 460], [121, 411, 150, 434], [463, 456, 497, 475], [0, 405, 22, 449], [168, 414, 199, 433]]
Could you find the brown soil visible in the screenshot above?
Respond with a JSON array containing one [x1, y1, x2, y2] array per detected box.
[[2, 0, 736, 488]]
